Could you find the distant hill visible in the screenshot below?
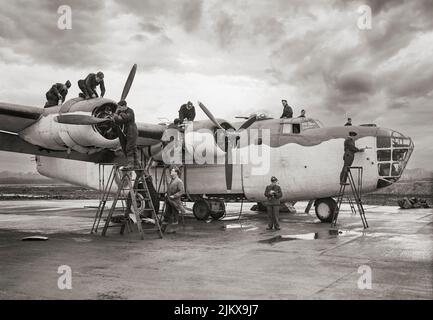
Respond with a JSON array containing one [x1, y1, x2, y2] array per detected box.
[[0, 171, 60, 184], [373, 168, 432, 197], [400, 168, 433, 181]]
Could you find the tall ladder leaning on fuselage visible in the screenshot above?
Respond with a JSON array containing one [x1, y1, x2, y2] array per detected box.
[[331, 166, 369, 229]]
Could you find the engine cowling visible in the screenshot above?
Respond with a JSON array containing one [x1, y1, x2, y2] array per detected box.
[[19, 97, 121, 154], [151, 120, 234, 163]]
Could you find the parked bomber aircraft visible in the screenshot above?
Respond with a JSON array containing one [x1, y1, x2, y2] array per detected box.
[[0, 65, 414, 222]]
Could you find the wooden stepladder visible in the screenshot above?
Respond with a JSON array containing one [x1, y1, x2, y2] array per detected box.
[[331, 166, 369, 229], [91, 165, 163, 239]]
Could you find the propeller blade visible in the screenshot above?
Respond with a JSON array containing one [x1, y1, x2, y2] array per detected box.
[[120, 63, 137, 101], [55, 114, 110, 125], [224, 138, 235, 190], [197, 101, 224, 130], [225, 154, 233, 190], [238, 114, 257, 130]]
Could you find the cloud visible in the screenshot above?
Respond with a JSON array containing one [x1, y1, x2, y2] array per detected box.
[[179, 0, 203, 32], [139, 22, 164, 34]]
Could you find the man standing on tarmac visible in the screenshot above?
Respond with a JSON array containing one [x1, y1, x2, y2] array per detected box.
[[264, 176, 283, 230], [164, 167, 185, 226]]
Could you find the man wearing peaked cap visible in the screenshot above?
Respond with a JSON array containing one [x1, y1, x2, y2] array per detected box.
[[264, 176, 283, 230], [339, 131, 365, 184]]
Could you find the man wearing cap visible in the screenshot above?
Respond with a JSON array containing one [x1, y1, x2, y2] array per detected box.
[[339, 131, 365, 184], [280, 100, 293, 119], [112, 100, 139, 169], [264, 176, 283, 230], [163, 166, 185, 226], [44, 80, 71, 108], [178, 101, 196, 124], [298, 109, 306, 118], [78, 71, 105, 99], [344, 118, 352, 126]]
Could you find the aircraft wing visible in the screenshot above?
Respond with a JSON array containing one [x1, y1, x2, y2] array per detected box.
[[0, 102, 44, 133], [0, 101, 166, 163], [0, 130, 119, 163]]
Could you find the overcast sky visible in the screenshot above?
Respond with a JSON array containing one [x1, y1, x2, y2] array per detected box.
[[0, 0, 432, 172]]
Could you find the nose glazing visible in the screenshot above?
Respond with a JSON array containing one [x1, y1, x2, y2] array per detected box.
[[376, 130, 414, 188]]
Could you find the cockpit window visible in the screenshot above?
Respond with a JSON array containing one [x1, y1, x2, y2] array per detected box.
[[377, 136, 391, 148], [392, 149, 407, 161], [301, 120, 319, 131], [377, 150, 391, 161], [391, 162, 403, 176], [378, 163, 390, 176]]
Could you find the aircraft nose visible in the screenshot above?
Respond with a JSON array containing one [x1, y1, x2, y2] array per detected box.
[[376, 130, 414, 188]]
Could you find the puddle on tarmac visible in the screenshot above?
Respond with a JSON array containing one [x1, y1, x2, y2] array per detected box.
[[223, 224, 256, 230], [259, 229, 362, 244], [21, 236, 49, 241], [72, 237, 92, 243]]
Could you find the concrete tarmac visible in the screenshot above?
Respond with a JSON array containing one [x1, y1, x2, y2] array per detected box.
[[0, 200, 431, 299]]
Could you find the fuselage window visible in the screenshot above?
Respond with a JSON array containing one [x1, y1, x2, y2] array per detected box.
[[281, 123, 301, 134], [281, 123, 292, 134]]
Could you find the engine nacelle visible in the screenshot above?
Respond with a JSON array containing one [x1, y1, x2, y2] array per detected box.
[[18, 97, 120, 154], [155, 120, 234, 163]]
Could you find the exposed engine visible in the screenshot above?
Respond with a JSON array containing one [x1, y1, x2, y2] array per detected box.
[[144, 120, 234, 162], [18, 98, 121, 154]]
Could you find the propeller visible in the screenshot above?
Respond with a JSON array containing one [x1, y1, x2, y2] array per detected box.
[[197, 101, 258, 190], [197, 101, 257, 133]]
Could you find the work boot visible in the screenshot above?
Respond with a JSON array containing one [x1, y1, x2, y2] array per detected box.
[[275, 226, 281, 230], [266, 226, 273, 230]]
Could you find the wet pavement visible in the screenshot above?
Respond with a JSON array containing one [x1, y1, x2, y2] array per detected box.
[[0, 200, 432, 299]]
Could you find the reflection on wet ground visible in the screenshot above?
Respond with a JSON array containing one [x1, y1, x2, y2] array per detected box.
[[259, 229, 363, 244]]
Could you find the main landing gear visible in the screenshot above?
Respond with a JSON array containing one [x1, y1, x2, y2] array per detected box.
[[192, 199, 226, 221], [314, 197, 337, 223]]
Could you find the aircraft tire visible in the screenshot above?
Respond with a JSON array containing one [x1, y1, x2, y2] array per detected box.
[[210, 209, 225, 220], [193, 199, 211, 220], [314, 198, 337, 223]]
